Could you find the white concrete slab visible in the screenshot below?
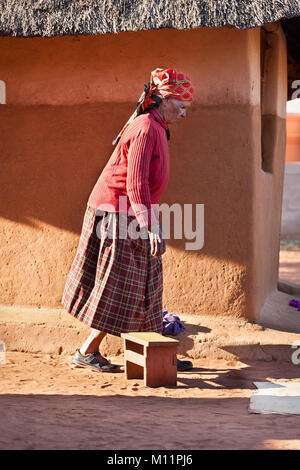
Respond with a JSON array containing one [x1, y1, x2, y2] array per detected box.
[[249, 381, 300, 415]]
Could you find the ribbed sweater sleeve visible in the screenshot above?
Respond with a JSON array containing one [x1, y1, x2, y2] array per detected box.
[[126, 127, 159, 228]]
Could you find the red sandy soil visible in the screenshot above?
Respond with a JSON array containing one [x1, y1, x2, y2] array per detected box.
[[1, 352, 300, 450], [1, 241, 300, 451]]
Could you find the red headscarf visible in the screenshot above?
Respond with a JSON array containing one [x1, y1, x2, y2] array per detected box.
[[112, 67, 194, 145]]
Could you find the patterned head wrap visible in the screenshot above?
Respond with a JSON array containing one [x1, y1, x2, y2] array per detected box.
[[112, 68, 194, 145]]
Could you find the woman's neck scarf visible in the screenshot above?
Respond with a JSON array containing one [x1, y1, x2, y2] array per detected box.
[[112, 68, 194, 146]]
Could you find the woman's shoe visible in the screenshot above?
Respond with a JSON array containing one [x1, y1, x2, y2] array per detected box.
[[70, 349, 120, 372], [177, 359, 193, 371]]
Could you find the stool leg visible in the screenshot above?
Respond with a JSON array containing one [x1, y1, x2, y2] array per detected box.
[[123, 339, 145, 380], [144, 346, 177, 387], [125, 360, 144, 380]]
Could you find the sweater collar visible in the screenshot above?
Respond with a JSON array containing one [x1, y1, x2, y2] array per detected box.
[[148, 107, 169, 130]]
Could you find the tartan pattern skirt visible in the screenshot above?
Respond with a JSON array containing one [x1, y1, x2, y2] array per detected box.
[[61, 205, 163, 337]]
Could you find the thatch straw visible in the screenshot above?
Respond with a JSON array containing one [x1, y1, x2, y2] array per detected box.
[[0, 0, 299, 37], [0, 1, 299, 99]]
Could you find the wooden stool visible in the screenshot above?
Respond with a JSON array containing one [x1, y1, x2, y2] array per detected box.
[[121, 332, 179, 387]]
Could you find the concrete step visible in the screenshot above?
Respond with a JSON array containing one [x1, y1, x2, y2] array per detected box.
[[1, 303, 300, 363]]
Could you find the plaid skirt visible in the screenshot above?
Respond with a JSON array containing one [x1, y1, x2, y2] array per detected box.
[[61, 205, 163, 337]]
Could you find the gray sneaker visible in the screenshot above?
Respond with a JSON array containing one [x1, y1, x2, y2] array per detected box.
[[70, 349, 120, 373]]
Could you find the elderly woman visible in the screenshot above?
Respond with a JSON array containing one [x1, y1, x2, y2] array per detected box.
[[61, 68, 194, 372]]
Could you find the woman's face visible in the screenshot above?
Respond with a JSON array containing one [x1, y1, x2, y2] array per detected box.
[[159, 97, 192, 124]]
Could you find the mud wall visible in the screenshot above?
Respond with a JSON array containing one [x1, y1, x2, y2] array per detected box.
[[0, 25, 286, 320]]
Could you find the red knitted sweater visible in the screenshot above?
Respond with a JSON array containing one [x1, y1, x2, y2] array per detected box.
[[87, 108, 170, 228]]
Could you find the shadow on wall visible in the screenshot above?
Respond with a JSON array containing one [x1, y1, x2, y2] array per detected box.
[[0, 102, 256, 264], [0, 103, 131, 233]]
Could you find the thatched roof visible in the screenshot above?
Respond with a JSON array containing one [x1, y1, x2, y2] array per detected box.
[[0, 1, 299, 99], [0, 0, 299, 37]]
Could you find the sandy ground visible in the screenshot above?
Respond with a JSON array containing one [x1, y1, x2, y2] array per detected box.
[[1, 352, 300, 450], [1, 241, 300, 451]]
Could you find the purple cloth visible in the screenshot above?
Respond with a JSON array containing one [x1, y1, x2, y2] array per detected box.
[[289, 299, 300, 310], [162, 310, 185, 336]]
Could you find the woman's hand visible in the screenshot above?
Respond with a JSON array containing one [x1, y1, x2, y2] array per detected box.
[[148, 222, 166, 258]]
